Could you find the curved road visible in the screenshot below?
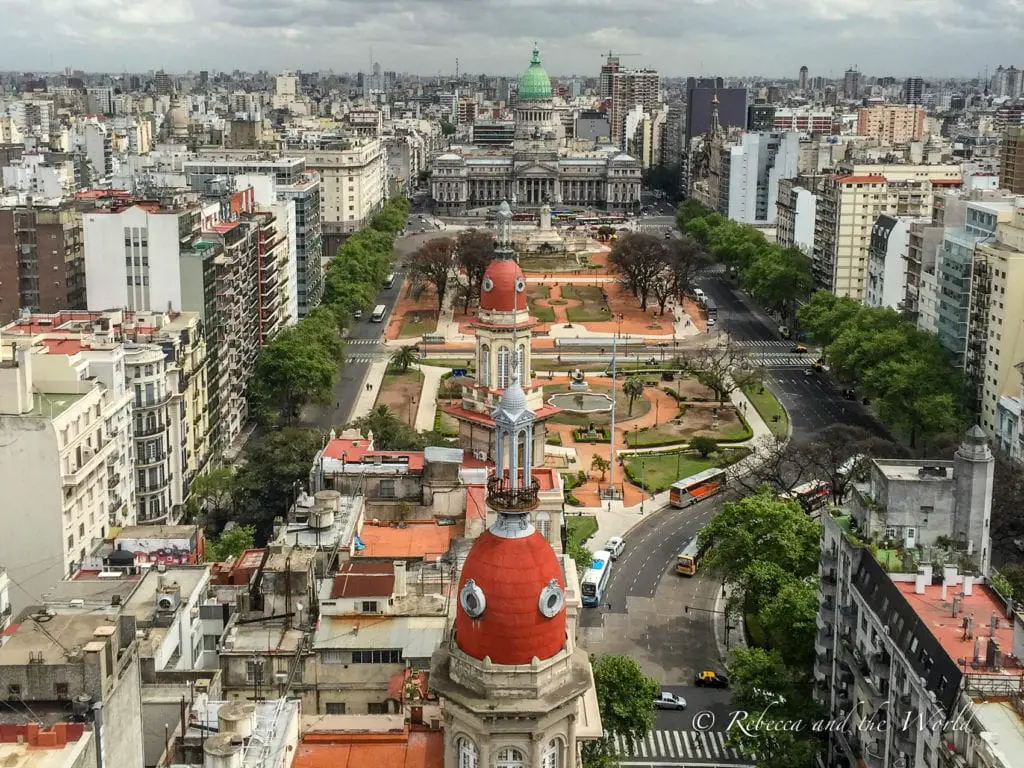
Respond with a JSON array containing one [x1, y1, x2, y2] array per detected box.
[[577, 493, 726, 683]]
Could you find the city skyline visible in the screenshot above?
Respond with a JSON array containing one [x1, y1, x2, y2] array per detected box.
[[2, 0, 1021, 79]]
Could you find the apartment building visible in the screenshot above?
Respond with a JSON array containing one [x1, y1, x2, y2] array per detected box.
[[2, 152, 76, 197], [811, 163, 962, 300], [277, 173, 324, 317], [284, 138, 387, 257], [0, 348, 117, 612], [865, 215, 929, 309], [719, 131, 800, 226], [934, 201, 1017, 370], [971, 207, 1024, 436], [815, 430, 1021, 768], [0, 613, 145, 768], [772, 107, 838, 134], [776, 176, 821, 254], [1000, 126, 1024, 195], [0, 202, 86, 324], [610, 69, 661, 149], [2, 309, 212, 524], [856, 105, 926, 144]]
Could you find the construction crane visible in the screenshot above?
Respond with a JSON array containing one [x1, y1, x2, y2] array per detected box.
[[603, 51, 641, 59]]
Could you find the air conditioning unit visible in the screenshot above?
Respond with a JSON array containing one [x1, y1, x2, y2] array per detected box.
[[156, 584, 181, 612], [473, 450, 488, 461]]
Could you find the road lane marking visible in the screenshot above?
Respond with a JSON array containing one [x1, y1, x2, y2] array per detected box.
[[699, 730, 711, 755], [672, 730, 682, 757], [656, 731, 666, 756]]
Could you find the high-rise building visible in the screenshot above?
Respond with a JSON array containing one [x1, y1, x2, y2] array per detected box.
[[746, 103, 776, 131], [842, 68, 861, 99], [714, 131, 800, 226], [684, 77, 747, 145], [610, 69, 660, 148], [904, 76, 924, 105], [999, 126, 1024, 194], [810, 163, 962, 300], [599, 53, 620, 99], [798, 65, 809, 91], [856, 105, 926, 144], [865, 214, 929, 309], [153, 69, 173, 96], [0, 203, 86, 324]]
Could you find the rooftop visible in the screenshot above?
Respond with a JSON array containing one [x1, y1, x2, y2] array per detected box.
[[355, 520, 458, 561], [177, 697, 300, 768], [313, 615, 447, 658], [874, 459, 953, 482], [0, 615, 117, 666], [895, 580, 1018, 677], [0, 725, 91, 767], [971, 699, 1024, 766], [293, 723, 444, 768], [120, 566, 209, 624], [30, 391, 85, 418], [330, 562, 395, 599], [221, 621, 305, 655]]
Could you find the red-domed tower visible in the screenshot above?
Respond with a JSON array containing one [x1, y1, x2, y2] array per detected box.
[[444, 200, 559, 474], [431, 366, 603, 768]]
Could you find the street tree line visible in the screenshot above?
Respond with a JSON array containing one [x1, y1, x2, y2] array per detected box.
[[699, 490, 827, 767], [797, 291, 970, 449], [676, 199, 813, 326]]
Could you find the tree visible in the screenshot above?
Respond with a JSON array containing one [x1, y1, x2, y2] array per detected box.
[[455, 229, 495, 312], [1000, 563, 1024, 597], [699, 489, 822, 615], [205, 524, 256, 562], [609, 233, 667, 311], [990, 456, 1024, 550], [591, 655, 658, 745], [664, 236, 709, 301], [742, 246, 813, 326], [678, 342, 762, 404], [622, 377, 644, 416], [730, 435, 816, 497], [391, 345, 419, 373], [675, 199, 710, 229], [689, 436, 718, 458], [591, 455, 609, 480], [757, 577, 820, 669], [229, 428, 323, 543], [408, 237, 455, 311], [567, 539, 593, 576], [439, 120, 456, 137], [802, 424, 900, 503], [351, 404, 426, 451], [796, 290, 864, 347], [188, 466, 235, 521], [597, 224, 616, 239], [725, 647, 826, 768]]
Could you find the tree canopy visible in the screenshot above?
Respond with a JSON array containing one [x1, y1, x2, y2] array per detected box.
[[455, 229, 495, 312], [678, 342, 762, 404], [797, 290, 970, 448], [204, 524, 256, 562], [588, 654, 658, 749], [408, 237, 456, 311], [608, 233, 708, 313]]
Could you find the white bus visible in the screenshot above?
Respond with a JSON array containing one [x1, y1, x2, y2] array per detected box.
[[581, 550, 613, 607], [384, 273, 396, 289], [370, 304, 387, 322]]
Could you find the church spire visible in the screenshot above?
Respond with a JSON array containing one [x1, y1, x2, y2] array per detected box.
[[709, 93, 721, 137], [495, 200, 514, 260]]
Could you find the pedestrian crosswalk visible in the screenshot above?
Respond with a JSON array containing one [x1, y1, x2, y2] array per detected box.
[[747, 353, 815, 367], [347, 338, 381, 346], [345, 355, 376, 364], [607, 729, 753, 763], [732, 339, 792, 349]]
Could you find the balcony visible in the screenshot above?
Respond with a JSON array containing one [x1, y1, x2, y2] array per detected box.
[[487, 476, 540, 512], [63, 444, 108, 487], [107, 472, 120, 489], [135, 392, 171, 410], [134, 422, 167, 438], [138, 474, 171, 495], [871, 649, 892, 673], [136, 452, 167, 468]]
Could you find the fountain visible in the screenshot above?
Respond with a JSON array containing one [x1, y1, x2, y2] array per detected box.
[[569, 369, 588, 392], [548, 391, 614, 413]]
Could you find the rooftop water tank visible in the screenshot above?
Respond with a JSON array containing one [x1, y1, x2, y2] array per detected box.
[[203, 733, 243, 768]]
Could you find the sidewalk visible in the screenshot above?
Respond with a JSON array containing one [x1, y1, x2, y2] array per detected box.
[[349, 359, 389, 422], [414, 364, 450, 432]]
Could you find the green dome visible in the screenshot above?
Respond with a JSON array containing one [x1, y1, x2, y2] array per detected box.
[[518, 44, 552, 101]]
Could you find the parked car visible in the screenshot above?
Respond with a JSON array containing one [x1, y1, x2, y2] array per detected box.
[[604, 536, 625, 559], [694, 671, 730, 688], [791, 344, 808, 353], [707, 318, 717, 327], [654, 692, 687, 710]]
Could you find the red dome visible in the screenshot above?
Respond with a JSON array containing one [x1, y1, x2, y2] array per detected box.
[[455, 529, 567, 665], [479, 259, 527, 312]]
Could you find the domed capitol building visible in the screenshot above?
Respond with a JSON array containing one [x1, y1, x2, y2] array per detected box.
[[430, 45, 642, 214]]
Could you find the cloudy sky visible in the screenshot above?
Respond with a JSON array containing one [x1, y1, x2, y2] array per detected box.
[[3, 0, 1022, 78]]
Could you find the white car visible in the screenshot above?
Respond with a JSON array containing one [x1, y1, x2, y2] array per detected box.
[[604, 537, 625, 559], [654, 692, 687, 710], [707, 318, 716, 327]]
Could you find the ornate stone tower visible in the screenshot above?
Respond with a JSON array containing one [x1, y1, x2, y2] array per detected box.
[[430, 375, 602, 768], [444, 201, 558, 462]]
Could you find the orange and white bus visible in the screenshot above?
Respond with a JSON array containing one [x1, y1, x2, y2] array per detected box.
[[676, 536, 707, 576], [669, 467, 728, 507], [780, 480, 831, 513]]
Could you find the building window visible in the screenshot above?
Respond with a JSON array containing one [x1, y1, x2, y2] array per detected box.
[[495, 747, 526, 768], [497, 347, 510, 389], [478, 345, 491, 387], [458, 738, 479, 768], [536, 511, 551, 539], [54, 683, 69, 699], [320, 649, 346, 664], [245, 659, 265, 683], [542, 740, 562, 768], [7, 685, 20, 698], [367, 702, 388, 714], [379, 479, 395, 498], [351, 649, 402, 664], [361, 601, 379, 614], [325, 702, 346, 715]]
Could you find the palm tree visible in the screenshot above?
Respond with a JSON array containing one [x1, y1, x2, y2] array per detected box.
[[353, 404, 402, 448], [391, 345, 418, 373], [623, 377, 644, 417]]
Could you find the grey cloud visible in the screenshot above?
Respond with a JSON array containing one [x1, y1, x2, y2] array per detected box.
[[1, 0, 1021, 76]]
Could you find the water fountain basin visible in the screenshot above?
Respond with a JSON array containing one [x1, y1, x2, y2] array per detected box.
[[548, 392, 614, 413]]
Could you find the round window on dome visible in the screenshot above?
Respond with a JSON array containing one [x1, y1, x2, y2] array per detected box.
[[460, 579, 486, 618], [538, 579, 564, 618], [515, 277, 526, 292], [482, 277, 494, 292]]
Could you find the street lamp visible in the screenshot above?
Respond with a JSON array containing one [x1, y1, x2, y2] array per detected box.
[[684, 605, 736, 649]]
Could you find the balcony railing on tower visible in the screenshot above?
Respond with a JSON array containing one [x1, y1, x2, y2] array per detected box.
[[487, 475, 540, 511]]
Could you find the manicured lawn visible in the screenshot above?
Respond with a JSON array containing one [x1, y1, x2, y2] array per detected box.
[[544, 382, 652, 426], [624, 448, 749, 492], [520, 256, 582, 273], [398, 310, 439, 338], [532, 305, 556, 323], [560, 284, 578, 300], [565, 285, 612, 323], [526, 285, 555, 322], [625, 453, 715, 492], [742, 383, 789, 438], [566, 515, 598, 548]]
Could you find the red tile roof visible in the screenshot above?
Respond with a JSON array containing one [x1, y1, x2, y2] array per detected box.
[[322, 438, 373, 461], [355, 520, 458, 561], [331, 561, 396, 598], [931, 178, 963, 185], [444, 404, 561, 427], [836, 175, 887, 184], [294, 729, 444, 768]]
